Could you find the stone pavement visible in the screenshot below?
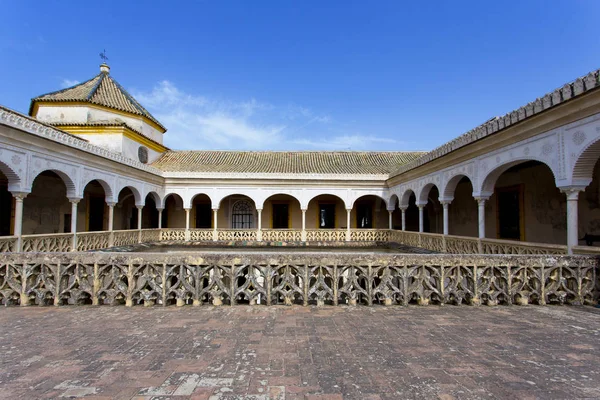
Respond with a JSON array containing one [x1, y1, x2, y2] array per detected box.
[[0, 306, 599, 400]]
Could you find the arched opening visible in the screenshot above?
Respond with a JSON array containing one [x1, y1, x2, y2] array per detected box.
[[0, 170, 13, 236], [420, 185, 441, 233], [191, 193, 212, 228], [579, 157, 600, 247], [400, 190, 419, 232], [142, 193, 159, 228], [231, 200, 254, 229], [448, 177, 477, 237], [351, 195, 388, 229], [115, 187, 139, 230], [485, 160, 564, 244], [306, 194, 346, 229], [163, 193, 185, 228], [82, 180, 107, 232], [262, 194, 302, 229], [24, 171, 71, 234]]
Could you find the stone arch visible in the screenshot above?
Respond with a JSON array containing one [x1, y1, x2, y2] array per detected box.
[[215, 193, 259, 209], [418, 183, 439, 204], [478, 158, 558, 197], [0, 160, 23, 192], [441, 174, 473, 200], [144, 190, 161, 206], [350, 194, 388, 209], [81, 178, 114, 203], [304, 193, 348, 210], [388, 194, 399, 210], [399, 189, 416, 208], [188, 192, 215, 209], [572, 137, 600, 186], [117, 185, 142, 206], [160, 192, 184, 209], [32, 169, 77, 199], [260, 193, 302, 210]]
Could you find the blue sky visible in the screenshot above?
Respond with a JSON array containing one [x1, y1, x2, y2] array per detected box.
[[1, 1, 600, 151]]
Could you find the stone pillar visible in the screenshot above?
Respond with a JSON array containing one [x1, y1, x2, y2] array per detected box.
[[400, 207, 407, 231], [475, 197, 488, 239], [11, 192, 27, 252], [441, 201, 450, 235], [257, 208, 262, 241], [184, 208, 191, 241], [137, 206, 143, 243], [69, 199, 80, 251], [107, 202, 115, 248], [301, 209, 307, 241], [561, 187, 585, 255], [417, 204, 425, 233], [346, 208, 352, 241], [213, 208, 219, 241], [388, 210, 393, 230], [157, 208, 163, 229]]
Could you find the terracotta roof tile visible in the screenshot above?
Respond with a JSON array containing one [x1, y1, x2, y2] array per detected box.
[[30, 70, 166, 131], [152, 151, 424, 175]]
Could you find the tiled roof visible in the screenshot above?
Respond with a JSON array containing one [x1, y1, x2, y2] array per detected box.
[[46, 121, 169, 150], [152, 151, 424, 175], [390, 68, 600, 178], [30, 68, 166, 131]]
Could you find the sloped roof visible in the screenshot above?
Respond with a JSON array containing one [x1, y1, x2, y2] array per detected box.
[[30, 66, 166, 131], [152, 151, 424, 175]]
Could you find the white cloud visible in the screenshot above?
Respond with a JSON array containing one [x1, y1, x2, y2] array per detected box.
[[132, 81, 396, 151], [61, 79, 80, 88]]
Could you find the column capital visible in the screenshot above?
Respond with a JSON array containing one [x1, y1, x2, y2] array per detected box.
[[474, 196, 489, 204], [301, 208, 307, 213], [415, 201, 427, 208], [156, 207, 164, 211], [68, 197, 82, 204], [399, 206, 407, 212], [136, 205, 144, 210], [184, 207, 191, 211], [559, 186, 586, 200], [387, 208, 394, 213], [106, 202, 117, 207], [10, 191, 29, 200], [212, 208, 219, 212], [439, 197, 453, 205], [256, 208, 263, 212], [346, 208, 352, 212]]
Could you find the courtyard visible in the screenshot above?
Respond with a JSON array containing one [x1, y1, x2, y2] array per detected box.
[[0, 306, 599, 399]]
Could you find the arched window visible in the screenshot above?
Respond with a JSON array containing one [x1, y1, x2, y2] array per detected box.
[[232, 200, 254, 229]]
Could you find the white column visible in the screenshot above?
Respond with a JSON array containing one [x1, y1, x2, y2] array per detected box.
[[475, 197, 488, 239], [137, 206, 143, 230], [441, 201, 450, 235], [11, 192, 27, 252], [136, 205, 143, 243], [417, 205, 425, 233], [301, 209, 307, 241], [157, 208, 163, 229], [107, 202, 115, 248], [257, 208, 262, 241], [388, 210, 393, 230], [400, 207, 406, 231], [346, 208, 351, 241], [70, 199, 80, 251], [184, 208, 191, 241], [213, 208, 218, 241], [561, 188, 584, 255]]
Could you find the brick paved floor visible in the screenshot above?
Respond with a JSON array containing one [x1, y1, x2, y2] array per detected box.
[[0, 306, 599, 400]]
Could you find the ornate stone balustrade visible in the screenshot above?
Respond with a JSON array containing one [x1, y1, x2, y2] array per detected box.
[[305, 229, 347, 242], [189, 229, 214, 241], [77, 231, 110, 251], [0, 236, 17, 252], [349, 229, 390, 242], [262, 229, 302, 242], [217, 229, 258, 241], [21, 233, 72, 252], [0, 229, 592, 255], [112, 230, 138, 247], [160, 229, 186, 242], [0, 253, 596, 307]]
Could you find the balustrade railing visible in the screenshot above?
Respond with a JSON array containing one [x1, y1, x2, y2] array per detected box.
[[0, 253, 595, 307], [112, 230, 138, 247], [0, 228, 593, 255], [0, 236, 17, 253], [21, 233, 72, 252], [76, 231, 110, 251], [305, 229, 347, 242], [262, 229, 302, 242], [217, 229, 257, 241], [189, 229, 214, 241]]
